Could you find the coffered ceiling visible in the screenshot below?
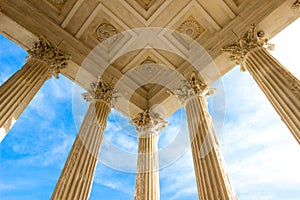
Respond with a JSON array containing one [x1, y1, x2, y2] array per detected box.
[[0, 0, 299, 118]]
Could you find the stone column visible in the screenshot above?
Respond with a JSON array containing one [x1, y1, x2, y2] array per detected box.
[[223, 24, 300, 144], [51, 78, 114, 200], [172, 72, 237, 200], [131, 110, 167, 200], [0, 36, 70, 142]]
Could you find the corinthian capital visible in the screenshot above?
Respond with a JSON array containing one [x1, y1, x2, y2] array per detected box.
[[170, 72, 215, 105], [27, 36, 71, 78], [131, 110, 167, 138], [83, 77, 116, 105], [222, 24, 274, 71]]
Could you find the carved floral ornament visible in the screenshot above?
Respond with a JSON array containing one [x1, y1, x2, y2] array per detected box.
[[139, 56, 160, 76], [48, 0, 67, 5], [292, 0, 300, 9], [95, 22, 118, 43], [177, 16, 205, 40], [170, 72, 215, 105], [131, 110, 168, 137], [222, 24, 274, 71], [48, 0, 67, 9], [27, 36, 70, 79]]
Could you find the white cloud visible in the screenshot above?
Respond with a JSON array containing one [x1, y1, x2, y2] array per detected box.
[[42, 131, 75, 167], [27, 91, 56, 119], [223, 119, 300, 192], [160, 149, 197, 200], [1, 16, 300, 200], [47, 77, 75, 99], [6, 127, 75, 168], [168, 186, 198, 200], [104, 111, 138, 153], [238, 193, 275, 200], [159, 110, 184, 149], [218, 25, 300, 198], [0, 71, 10, 84], [95, 177, 132, 195], [93, 164, 134, 195], [0, 180, 15, 191], [269, 19, 300, 79]]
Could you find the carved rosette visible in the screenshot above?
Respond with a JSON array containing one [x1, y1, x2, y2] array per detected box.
[[292, 0, 300, 9], [27, 36, 70, 78], [95, 22, 119, 45], [171, 72, 215, 105], [139, 56, 160, 77], [177, 16, 205, 42], [48, 0, 67, 5], [48, 0, 67, 9], [131, 110, 167, 138], [222, 24, 274, 71]]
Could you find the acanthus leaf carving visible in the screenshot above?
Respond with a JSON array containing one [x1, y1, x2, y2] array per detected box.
[[83, 77, 115, 105], [222, 24, 274, 71], [27, 36, 71, 79], [131, 110, 167, 138], [170, 72, 215, 105]]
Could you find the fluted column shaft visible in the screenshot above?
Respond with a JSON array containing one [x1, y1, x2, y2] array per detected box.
[[0, 58, 50, 142], [0, 37, 69, 142], [51, 101, 110, 200], [51, 78, 114, 200], [132, 110, 167, 200], [135, 134, 159, 200], [223, 24, 300, 144], [172, 72, 237, 200], [244, 47, 300, 142], [186, 96, 237, 200]]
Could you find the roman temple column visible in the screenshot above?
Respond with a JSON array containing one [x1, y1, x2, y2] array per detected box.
[[223, 24, 300, 144], [51, 78, 114, 200], [131, 110, 167, 200], [0, 36, 70, 142], [172, 72, 237, 200]]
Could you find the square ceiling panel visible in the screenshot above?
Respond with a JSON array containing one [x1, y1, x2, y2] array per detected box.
[[121, 0, 172, 25]]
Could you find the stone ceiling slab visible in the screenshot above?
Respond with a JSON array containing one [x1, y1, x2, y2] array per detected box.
[[0, 0, 298, 118]]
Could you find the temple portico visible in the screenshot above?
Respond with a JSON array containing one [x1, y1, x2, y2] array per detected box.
[[0, 0, 299, 199]]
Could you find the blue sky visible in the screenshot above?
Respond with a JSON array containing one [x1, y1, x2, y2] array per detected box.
[[0, 18, 300, 199]]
